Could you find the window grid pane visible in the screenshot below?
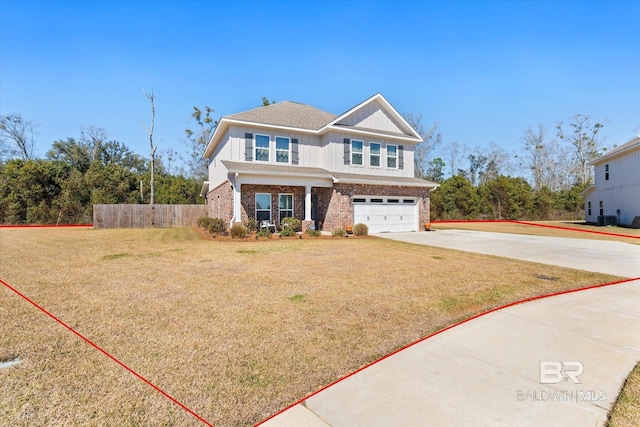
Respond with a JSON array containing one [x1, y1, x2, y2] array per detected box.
[[352, 141, 363, 166], [255, 135, 270, 162]]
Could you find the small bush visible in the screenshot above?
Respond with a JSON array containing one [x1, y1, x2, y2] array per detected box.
[[197, 216, 214, 229], [353, 223, 368, 236], [230, 224, 248, 239], [244, 218, 258, 233], [207, 218, 227, 234], [306, 229, 321, 237], [257, 228, 272, 238], [332, 228, 346, 237], [279, 227, 296, 237], [281, 217, 301, 232]]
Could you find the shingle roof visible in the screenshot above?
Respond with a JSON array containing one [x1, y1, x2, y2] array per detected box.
[[332, 172, 438, 188], [227, 101, 336, 130], [221, 160, 332, 177], [590, 136, 640, 165]]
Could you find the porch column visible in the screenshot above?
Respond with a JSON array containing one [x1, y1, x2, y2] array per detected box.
[[304, 185, 312, 221], [233, 180, 242, 223]]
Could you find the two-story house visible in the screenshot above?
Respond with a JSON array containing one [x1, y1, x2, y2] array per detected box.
[[201, 93, 438, 233], [582, 135, 640, 228]]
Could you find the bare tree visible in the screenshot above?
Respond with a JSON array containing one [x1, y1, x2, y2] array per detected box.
[[143, 89, 157, 205], [441, 141, 466, 178], [404, 113, 442, 178], [79, 126, 108, 163], [0, 113, 38, 161], [556, 114, 606, 186], [520, 124, 548, 191]]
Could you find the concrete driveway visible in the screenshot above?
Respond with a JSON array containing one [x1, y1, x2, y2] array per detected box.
[[260, 230, 640, 426], [379, 229, 640, 277]]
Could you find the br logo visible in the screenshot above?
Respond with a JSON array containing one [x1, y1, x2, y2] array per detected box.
[[539, 361, 584, 384]]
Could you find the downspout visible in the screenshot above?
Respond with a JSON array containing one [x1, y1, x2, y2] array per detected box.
[[229, 172, 239, 229]]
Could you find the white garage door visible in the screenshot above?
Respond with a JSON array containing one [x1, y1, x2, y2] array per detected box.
[[353, 197, 418, 233]]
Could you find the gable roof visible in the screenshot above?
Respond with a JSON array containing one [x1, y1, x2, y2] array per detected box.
[[227, 101, 336, 130], [590, 136, 640, 165], [203, 94, 423, 158]]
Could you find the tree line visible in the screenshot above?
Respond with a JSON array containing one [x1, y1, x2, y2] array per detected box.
[[0, 114, 206, 224], [1, 101, 610, 224], [407, 113, 608, 221]]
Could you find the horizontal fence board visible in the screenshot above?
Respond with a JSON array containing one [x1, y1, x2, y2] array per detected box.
[[93, 204, 207, 229]]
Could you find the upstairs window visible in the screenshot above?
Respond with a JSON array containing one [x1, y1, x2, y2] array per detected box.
[[370, 143, 381, 167], [605, 164, 609, 180], [387, 144, 398, 168], [276, 137, 290, 163], [351, 140, 363, 165], [255, 135, 270, 162]]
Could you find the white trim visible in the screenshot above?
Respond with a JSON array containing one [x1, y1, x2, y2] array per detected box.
[[254, 134, 270, 162], [369, 142, 381, 168], [255, 192, 272, 222], [351, 139, 364, 166], [278, 193, 294, 223], [386, 144, 398, 169], [275, 135, 291, 164]]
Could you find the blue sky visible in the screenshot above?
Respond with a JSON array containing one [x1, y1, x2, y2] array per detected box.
[[1, 0, 639, 166]]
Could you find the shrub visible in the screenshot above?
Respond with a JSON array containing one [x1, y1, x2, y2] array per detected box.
[[353, 223, 368, 236], [332, 228, 346, 237], [279, 227, 296, 237], [197, 216, 214, 229], [257, 228, 272, 238], [280, 217, 301, 232], [306, 229, 321, 237], [230, 224, 248, 239], [207, 218, 227, 234], [244, 218, 258, 233]]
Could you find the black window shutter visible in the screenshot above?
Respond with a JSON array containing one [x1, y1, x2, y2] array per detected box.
[[343, 138, 350, 165], [245, 133, 253, 161], [398, 145, 404, 169], [291, 138, 299, 165]]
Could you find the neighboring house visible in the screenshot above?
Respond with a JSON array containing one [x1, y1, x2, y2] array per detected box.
[[201, 93, 438, 233], [582, 136, 640, 227]]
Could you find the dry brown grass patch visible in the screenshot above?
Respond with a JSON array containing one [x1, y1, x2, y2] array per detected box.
[[608, 361, 640, 426], [0, 227, 622, 426]]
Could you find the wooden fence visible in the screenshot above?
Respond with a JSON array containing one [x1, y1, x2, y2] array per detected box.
[[93, 204, 207, 229]]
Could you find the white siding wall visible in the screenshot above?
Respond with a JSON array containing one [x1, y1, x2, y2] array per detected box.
[[585, 148, 640, 225], [322, 132, 416, 177], [207, 129, 232, 188], [337, 100, 405, 134]]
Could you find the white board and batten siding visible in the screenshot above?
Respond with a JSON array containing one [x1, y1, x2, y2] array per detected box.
[[585, 139, 640, 226], [336, 100, 405, 134]]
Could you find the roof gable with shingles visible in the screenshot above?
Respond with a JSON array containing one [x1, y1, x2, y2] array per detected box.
[[227, 101, 336, 130]]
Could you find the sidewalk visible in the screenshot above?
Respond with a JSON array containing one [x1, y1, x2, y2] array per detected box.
[[261, 279, 640, 426], [260, 231, 640, 426]]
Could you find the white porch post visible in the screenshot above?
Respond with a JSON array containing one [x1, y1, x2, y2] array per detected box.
[[233, 178, 242, 224], [304, 185, 312, 221]]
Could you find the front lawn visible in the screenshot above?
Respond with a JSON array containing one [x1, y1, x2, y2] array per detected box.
[[0, 227, 622, 426]]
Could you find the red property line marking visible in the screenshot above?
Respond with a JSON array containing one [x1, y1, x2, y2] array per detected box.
[[0, 278, 213, 427], [0, 224, 93, 229], [431, 219, 640, 240], [256, 277, 640, 426]]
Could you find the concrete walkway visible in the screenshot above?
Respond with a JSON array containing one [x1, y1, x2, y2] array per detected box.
[[260, 232, 640, 426]]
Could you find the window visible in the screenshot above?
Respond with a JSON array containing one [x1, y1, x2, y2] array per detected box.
[[387, 199, 399, 203], [371, 198, 384, 203], [588, 201, 592, 216], [599, 200, 604, 216], [370, 143, 380, 167], [255, 193, 271, 222], [403, 199, 415, 204], [353, 198, 366, 203], [279, 194, 293, 223], [276, 137, 289, 163], [351, 140, 363, 165], [605, 164, 609, 180], [387, 144, 398, 168], [255, 135, 270, 162]]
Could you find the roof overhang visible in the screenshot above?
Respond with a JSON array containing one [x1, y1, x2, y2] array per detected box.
[[200, 181, 210, 197], [332, 173, 438, 189], [580, 184, 596, 197]]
